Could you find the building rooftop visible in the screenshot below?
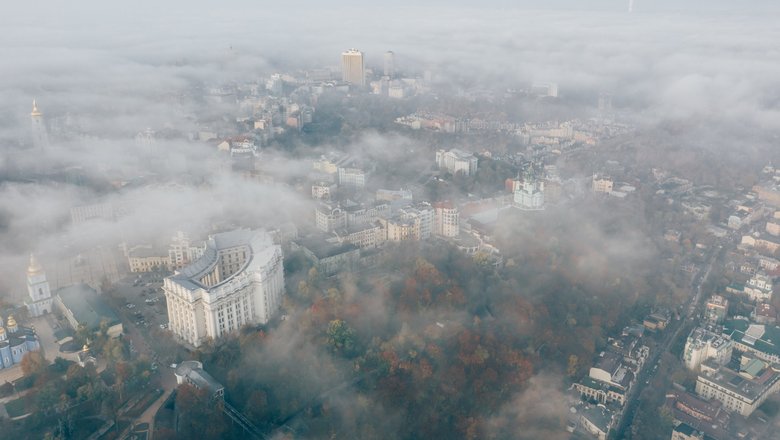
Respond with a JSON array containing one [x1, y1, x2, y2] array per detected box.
[[724, 318, 780, 358], [698, 359, 780, 402], [169, 229, 277, 293], [175, 360, 224, 395], [56, 284, 121, 330]]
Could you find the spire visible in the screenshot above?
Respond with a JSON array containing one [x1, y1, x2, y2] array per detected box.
[[27, 253, 43, 276], [31, 99, 42, 117]]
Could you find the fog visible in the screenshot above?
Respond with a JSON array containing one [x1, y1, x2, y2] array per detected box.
[[2, 1, 779, 438]]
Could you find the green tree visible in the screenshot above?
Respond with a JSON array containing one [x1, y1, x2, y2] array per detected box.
[[326, 319, 356, 356]]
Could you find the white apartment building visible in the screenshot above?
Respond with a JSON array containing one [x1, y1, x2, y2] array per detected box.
[[163, 229, 284, 348], [744, 272, 773, 302], [696, 358, 780, 416], [434, 202, 459, 237], [315, 204, 348, 232], [338, 167, 366, 188], [592, 175, 614, 193], [435, 149, 478, 176], [341, 49, 365, 86], [683, 327, 733, 371]]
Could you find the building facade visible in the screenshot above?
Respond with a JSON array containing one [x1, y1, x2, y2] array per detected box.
[[0, 315, 41, 369], [163, 230, 284, 347], [435, 149, 478, 176], [682, 327, 733, 371], [25, 254, 53, 317], [695, 359, 780, 416], [434, 202, 459, 237], [341, 49, 365, 86]]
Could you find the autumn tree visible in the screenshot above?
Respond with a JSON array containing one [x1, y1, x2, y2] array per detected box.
[[21, 351, 47, 377]]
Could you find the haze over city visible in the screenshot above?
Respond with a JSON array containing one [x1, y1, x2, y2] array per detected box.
[[1, 1, 779, 439]]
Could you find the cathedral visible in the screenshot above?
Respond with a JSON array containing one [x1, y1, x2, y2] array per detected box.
[[0, 315, 40, 369]]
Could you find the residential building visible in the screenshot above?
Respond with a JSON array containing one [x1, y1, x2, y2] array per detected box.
[[589, 351, 634, 391], [575, 403, 614, 440], [168, 231, 205, 270], [744, 271, 773, 302], [174, 360, 224, 400], [163, 229, 284, 347], [671, 424, 705, 440], [127, 246, 170, 273], [376, 189, 412, 203], [341, 49, 365, 86], [382, 203, 435, 242], [665, 390, 729, 438], [315, 204, 347, 232], [312, 182, 336, 200], [70, 203, 115, 225], [433, 201, 459, 237], [435, 149, 478, 176], [683, 328, 733, 371], [704, 295, 729, 324], [752, 303, 777, 325], [574, 376, 626, 406], [723, 318, 780, 364], [337, 167, 366, 188], [695, 358, 780, 416], [333, 223, 383, 249], [383, 51, 395, 77], [592, 174, 614, 193], [293, 238, 360, 276]]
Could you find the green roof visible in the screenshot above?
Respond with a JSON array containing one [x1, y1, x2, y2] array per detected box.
[[57, 284, 121, 330], [724, 318, 780, 358]]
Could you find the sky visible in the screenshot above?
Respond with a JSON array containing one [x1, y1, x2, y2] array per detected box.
[[0, 1, 777, 291]]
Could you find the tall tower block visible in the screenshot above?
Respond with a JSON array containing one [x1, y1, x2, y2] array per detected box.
[[384, 51, 395, 77], [341, 49, 365, 86], [30, 100, 49, 148]]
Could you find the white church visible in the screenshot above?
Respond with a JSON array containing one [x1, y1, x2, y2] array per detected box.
[[25, 254, 53, 317]]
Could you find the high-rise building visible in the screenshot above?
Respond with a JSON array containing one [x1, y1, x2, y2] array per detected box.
[[163, 229, 284, 347], [384, 51, 395, 77], [434, 201, 459, 238], [30, 99, 49, 148], [341, 49, 365, 86]]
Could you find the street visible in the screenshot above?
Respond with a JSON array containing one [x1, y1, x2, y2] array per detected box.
[[611, 241, 725, 439]]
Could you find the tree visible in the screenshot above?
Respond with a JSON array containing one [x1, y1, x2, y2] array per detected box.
[[21, 351, 47, 377], [326, 319, 356, 356], [567, 355, 579, 377]]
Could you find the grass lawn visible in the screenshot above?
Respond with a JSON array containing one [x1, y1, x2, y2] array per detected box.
[[5, 393, 36, 418]]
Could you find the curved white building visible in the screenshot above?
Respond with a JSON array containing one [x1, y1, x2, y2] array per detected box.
[[163, 229, 284, 347]]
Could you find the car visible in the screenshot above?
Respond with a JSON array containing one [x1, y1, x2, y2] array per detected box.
[[160, 323, 168, 329], [126, 303, 136, 309]]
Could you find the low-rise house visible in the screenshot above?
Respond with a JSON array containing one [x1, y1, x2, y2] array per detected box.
[[174, 360, 224, 400]]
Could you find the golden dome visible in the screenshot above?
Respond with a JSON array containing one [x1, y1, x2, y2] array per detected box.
[[0, 327, 5, 334], [82, 344, 89, 352], [31, 99, 42, 117], [6, 315, 17, 327], [27, 254, 43, 276]]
